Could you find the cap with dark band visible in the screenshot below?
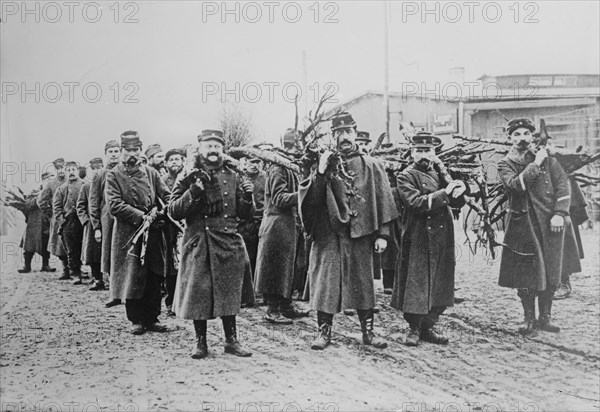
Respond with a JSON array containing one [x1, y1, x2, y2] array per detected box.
[[145, 143, 163, 158], [507, 118, 535, 135], [410, 131, 442, 147], [41, 172, 52, 180], [65, 161, 78, 168], [120, 131, 142, 149], [198, 129, 225, 145], [331, 112, 357, 131], [356, 131, 371, 143]]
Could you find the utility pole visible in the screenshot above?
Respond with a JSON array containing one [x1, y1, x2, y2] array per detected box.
[[383, 1, 391, 143]]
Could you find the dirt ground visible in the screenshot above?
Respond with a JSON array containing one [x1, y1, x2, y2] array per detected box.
[[1, 223, 599, 412]]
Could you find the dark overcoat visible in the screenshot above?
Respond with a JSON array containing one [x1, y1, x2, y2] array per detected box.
[[374, 177, 402, 274], [390, 166, 456, 315], [498, 153, 579, 290], [299, 153, 398, 313], [106, 163, 170, 300], [169, 164, 254, 320], [20, 192, 48, 255], [76, 182, 102, 265], [89, 165, 117, 273], [162, 172, 184, 277], [255, 165, 301, 298], [37, 177, 66, 257]]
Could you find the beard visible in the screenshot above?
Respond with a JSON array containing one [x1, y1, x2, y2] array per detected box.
[[415, 158, 432, 170], [204, 152, 222, 164], [125, 156, 139, 166]]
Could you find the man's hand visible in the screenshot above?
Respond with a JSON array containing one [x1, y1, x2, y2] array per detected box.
[[550, 214, 565, 233], [318, 150, 333, 175], [444, 180, 465, 196], [431, 155, 444, 166], [94, 229, 102, 243], [534, 147, 548, 166], [374, 238, 387, 254], [241, 180, 254, 195], [189, 177, 205, 198]]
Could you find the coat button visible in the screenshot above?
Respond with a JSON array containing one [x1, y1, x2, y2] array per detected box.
[[224, 192, 228, 196], [223, 180, 227, 184], [224, 214, 228, 218], [205, 227, 209, 230], [427, 227, 431, 230], [224, 203, 228, 207]]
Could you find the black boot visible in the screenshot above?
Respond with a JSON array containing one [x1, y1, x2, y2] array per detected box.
[[192, 320, 208, 359], [18, 252, 33, 273], [40, 253, 56, 272], [311, 311, 333, 350], [538, 290, 560, 333], [105, 299, 122, 308], [554, 280, 571, 300], [222, 316, 252, 357], [357, 309, 387, 348], [264, 295, 292, 325], [517, 289, 538, 338], [72, 268, 84, 285], [279, 298, 310, 319], [58, 258, 71, 280], [405, 325, 420, 347]]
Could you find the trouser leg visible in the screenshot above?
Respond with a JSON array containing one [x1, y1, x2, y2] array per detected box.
[[165, 275, 177, 308], [63, 217, 83, 277], [403, 312, 424, 332], [422, 306, 446, 332], [22, 252, 34, 270], [382, 269, 394, 290], [125, 271, 162, 325], [90, 262, 102, 282]]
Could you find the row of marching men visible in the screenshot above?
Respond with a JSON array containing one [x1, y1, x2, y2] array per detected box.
[[17, 112, 584, 359]]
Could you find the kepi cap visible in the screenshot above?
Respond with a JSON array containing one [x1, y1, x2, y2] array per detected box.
[[120, 131, 142, 149], [410, 131, 442, 147], [331, 112, 357, 131], [198, 129, 225, 145]]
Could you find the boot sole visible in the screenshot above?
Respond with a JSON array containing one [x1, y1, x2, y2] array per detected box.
[[191, 351, 208, 359], [264, 316, 293, 325], [224, 348, 252, 357]]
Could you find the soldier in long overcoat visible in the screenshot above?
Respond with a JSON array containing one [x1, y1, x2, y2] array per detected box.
[[77, 158, 104, 288], [37, 158, 68, 277], [16, 173, 54, 273], [236, 157, 264, 308], [497, 118, 579, 338], [53, 161, 85, 284], [299, 112, 398, 351], [89, 140, 121, 296], [169, 130, 254, 359], [255, 128, 310, 324], [391, 132, 467, 346], [105, 131, 171, 335], [162, 148, 185, 316]]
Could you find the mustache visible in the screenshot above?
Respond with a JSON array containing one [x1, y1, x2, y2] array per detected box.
[[125, 156, 139, 165]]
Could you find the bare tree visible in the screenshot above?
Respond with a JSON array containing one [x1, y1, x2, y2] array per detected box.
[[220, 104, 255, 150]]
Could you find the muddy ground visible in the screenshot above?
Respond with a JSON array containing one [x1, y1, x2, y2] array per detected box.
[[1, 223, 598, 411]]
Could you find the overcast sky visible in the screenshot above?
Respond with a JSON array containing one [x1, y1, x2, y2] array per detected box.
[[1, 0, 599, 174]]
